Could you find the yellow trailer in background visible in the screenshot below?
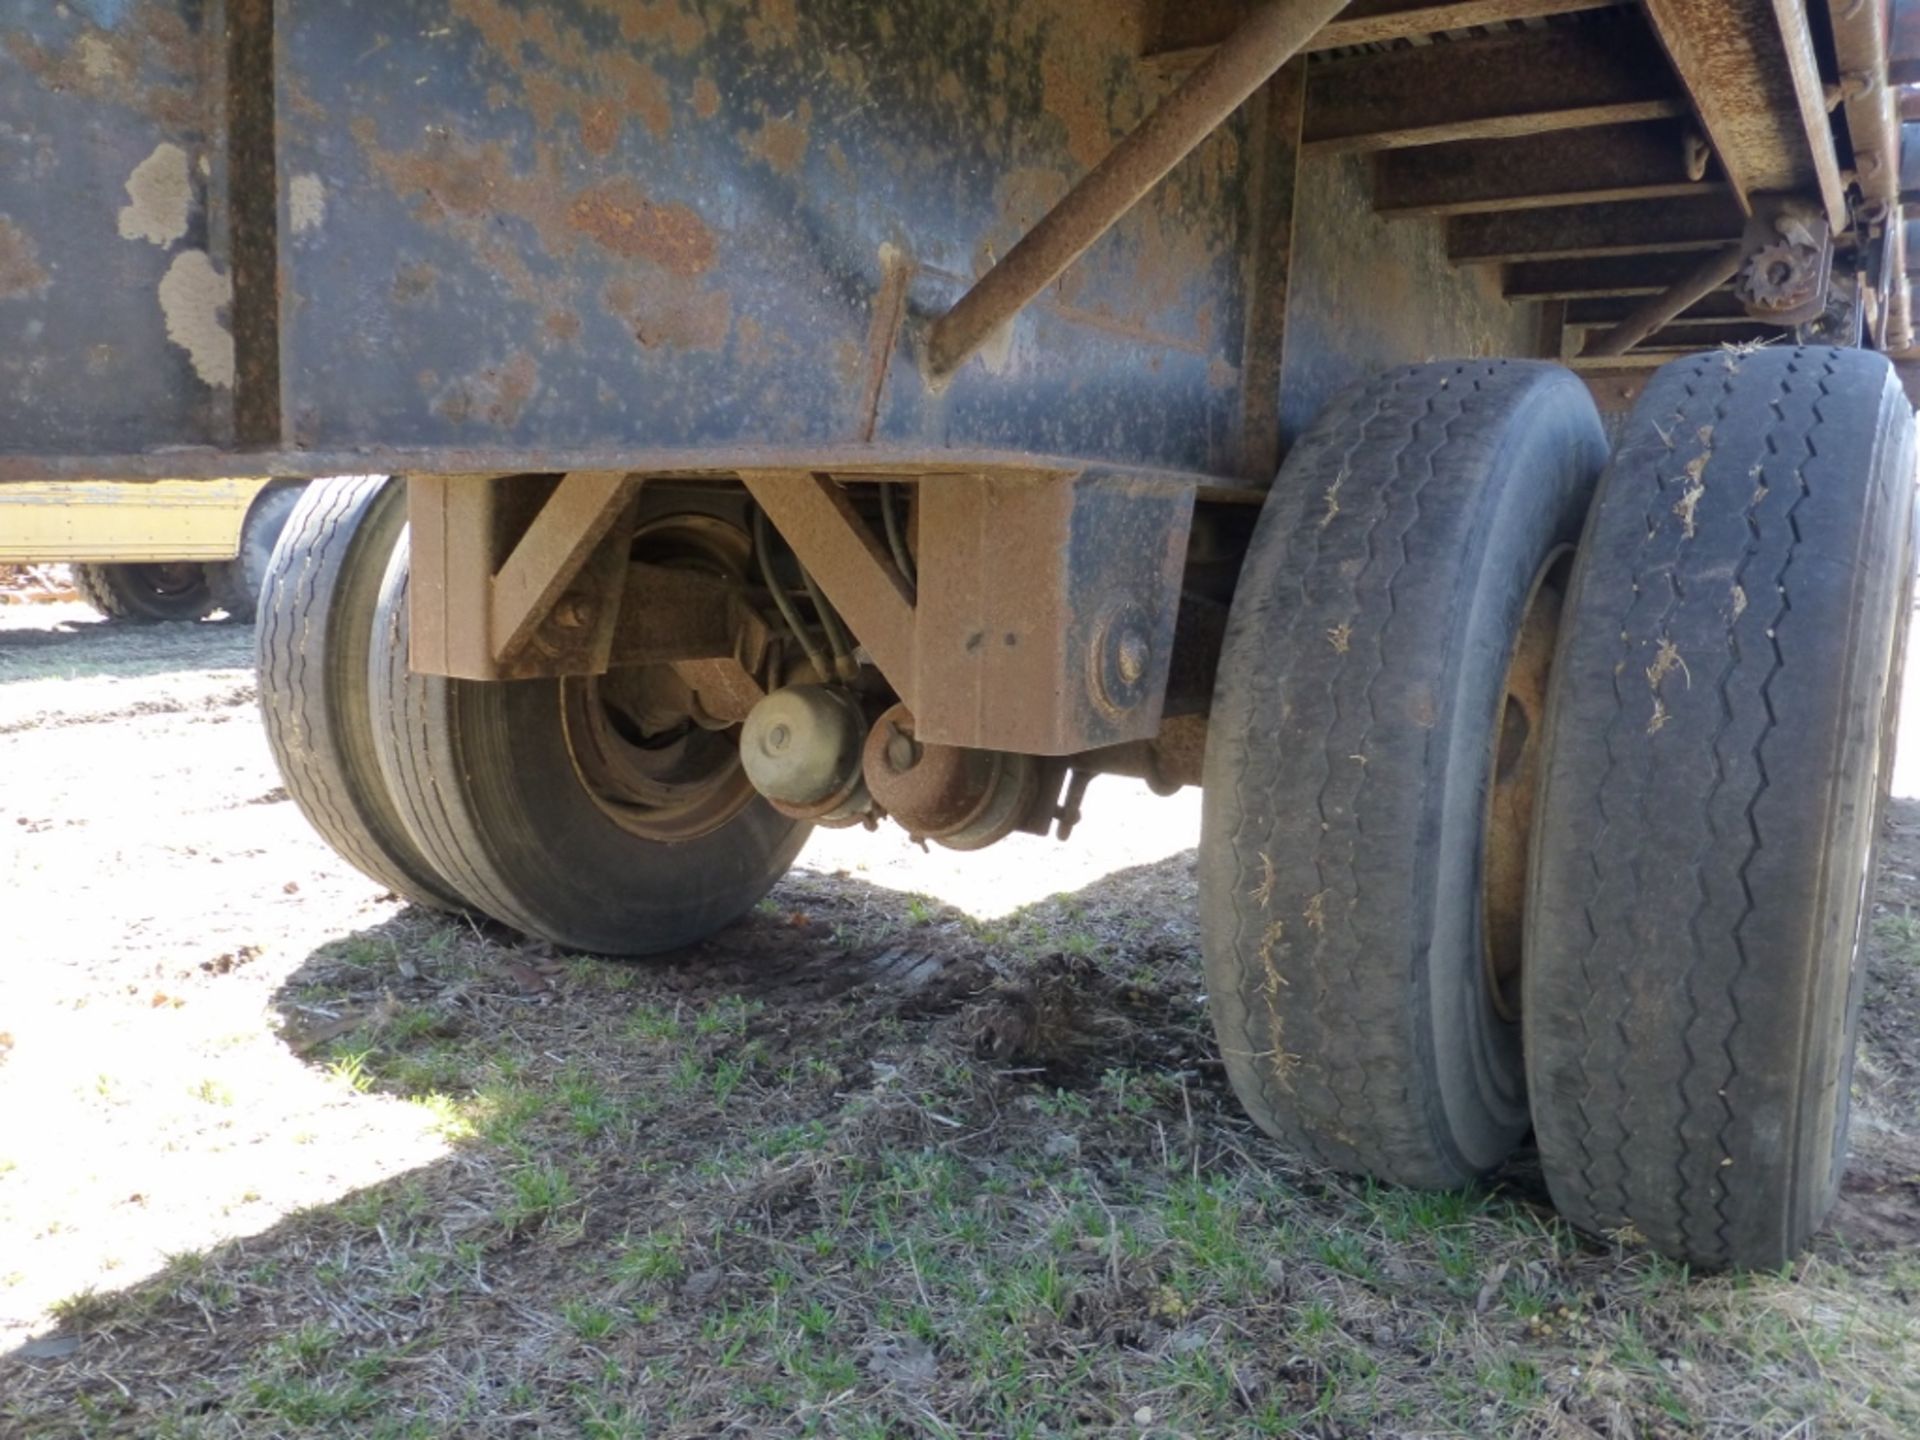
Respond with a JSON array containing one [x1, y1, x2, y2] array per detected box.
[[0, 479, 305, 622]]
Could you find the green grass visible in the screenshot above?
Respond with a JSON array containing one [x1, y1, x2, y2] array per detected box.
[[11, 862, 1920, 1440]]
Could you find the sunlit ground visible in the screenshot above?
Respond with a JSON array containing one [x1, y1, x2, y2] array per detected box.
[[0, 599, 1202, 1347]]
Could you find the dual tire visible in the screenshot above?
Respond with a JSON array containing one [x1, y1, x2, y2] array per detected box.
[[1203, 350, 1917, 1268], [257, 477, 805, 953]]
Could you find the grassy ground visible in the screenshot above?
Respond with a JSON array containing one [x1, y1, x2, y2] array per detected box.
[[3, 607, 1919, 1437]]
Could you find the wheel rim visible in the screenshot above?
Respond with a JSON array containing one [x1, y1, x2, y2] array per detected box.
[[129, 562, 205, 599], [559, 511, 759, 843], [1481, 546, 1573, 1023]]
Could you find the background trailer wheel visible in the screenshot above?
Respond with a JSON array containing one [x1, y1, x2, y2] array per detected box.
[[256, 477, 468, 912], [1200, 360, 1607, 1188], [69, 561, 218, 623], [210, 481, 305, 623], [370, 530, 810, 957], [1526, 348, 1918, 1269]]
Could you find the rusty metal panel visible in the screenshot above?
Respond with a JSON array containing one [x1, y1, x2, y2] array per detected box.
[[0, 0, 234, 456], [1278, 152, 1544, 450], [274, 0, 1256, 481], [407, 473, 498, 680], [913, 471, 1194, 755], [490, 471, 636, 661]]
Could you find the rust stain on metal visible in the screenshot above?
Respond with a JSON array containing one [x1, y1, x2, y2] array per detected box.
[[742, 0, 801, 53], [577, 101, 621, 157], [691, 75, 722, 120], [581, 0, 707, 52], [567, 178, 715, 275], [1041, 48, 1115, 171], [358, 125, 721, 314], [928, 0, 1341, 379], [392, 263, 439, 305], [450, 0, 675, 143], [602, 274, 731, 353], [4, 2, 203, 130], [0, 219, 49, 300], [743, 99, 812, 176], [434, 351, 540, 428]]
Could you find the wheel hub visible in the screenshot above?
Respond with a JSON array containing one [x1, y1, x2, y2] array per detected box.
[[1482, 547, 1572, 1023], [560, 513, 760, 841]]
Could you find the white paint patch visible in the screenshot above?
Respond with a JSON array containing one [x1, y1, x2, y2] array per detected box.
[[288, 174, 326, 234], [116, 143, 191, 248], [156, 249, 233, 389]]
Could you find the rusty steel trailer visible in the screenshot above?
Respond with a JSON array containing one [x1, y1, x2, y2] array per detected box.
[[5, 0, 1919, 1269]]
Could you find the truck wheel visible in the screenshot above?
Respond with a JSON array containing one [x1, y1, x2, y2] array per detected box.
[[68, 561, 217, 622], [1525, 348, 1917, 1269], [257, 477, 467, 911], [211, 482, 305, 622], [1200, 361, 1607, 1188], [369, 528, 809, 955]]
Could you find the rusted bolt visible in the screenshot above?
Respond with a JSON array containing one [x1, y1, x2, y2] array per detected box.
[[553, 594, 597, 630]]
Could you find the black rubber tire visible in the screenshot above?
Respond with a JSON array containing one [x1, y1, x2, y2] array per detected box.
[[212, 482, 306, 623], [1200, 360, 1608, 1188], [68, 562, 122, 618], [257, 477, 467, 912], [1525, 347, 1918, 1269], [68, 561, 217, 622], [369, 544, 810, 955]]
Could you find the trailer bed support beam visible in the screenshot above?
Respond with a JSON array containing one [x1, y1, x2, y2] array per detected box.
[[1642, 0, 1845, 226], [1303, 15, 1684, 152]]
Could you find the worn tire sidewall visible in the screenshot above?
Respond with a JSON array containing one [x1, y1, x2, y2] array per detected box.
[[373, 546, 809, 955], [1201, 365, 1604, 1181]]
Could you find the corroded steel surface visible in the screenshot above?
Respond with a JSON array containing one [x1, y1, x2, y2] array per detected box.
[[1641, 0, 1843, 221], [276, 0, 1256, 478], [0, 1, 231, 455]]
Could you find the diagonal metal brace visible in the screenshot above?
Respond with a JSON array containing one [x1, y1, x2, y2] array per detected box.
[[923, 0, 1347, 380]]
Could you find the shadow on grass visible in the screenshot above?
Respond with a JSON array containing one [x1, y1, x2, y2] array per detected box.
[[4, 846, 1918, 1438], [0, 609, 251, 686]]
